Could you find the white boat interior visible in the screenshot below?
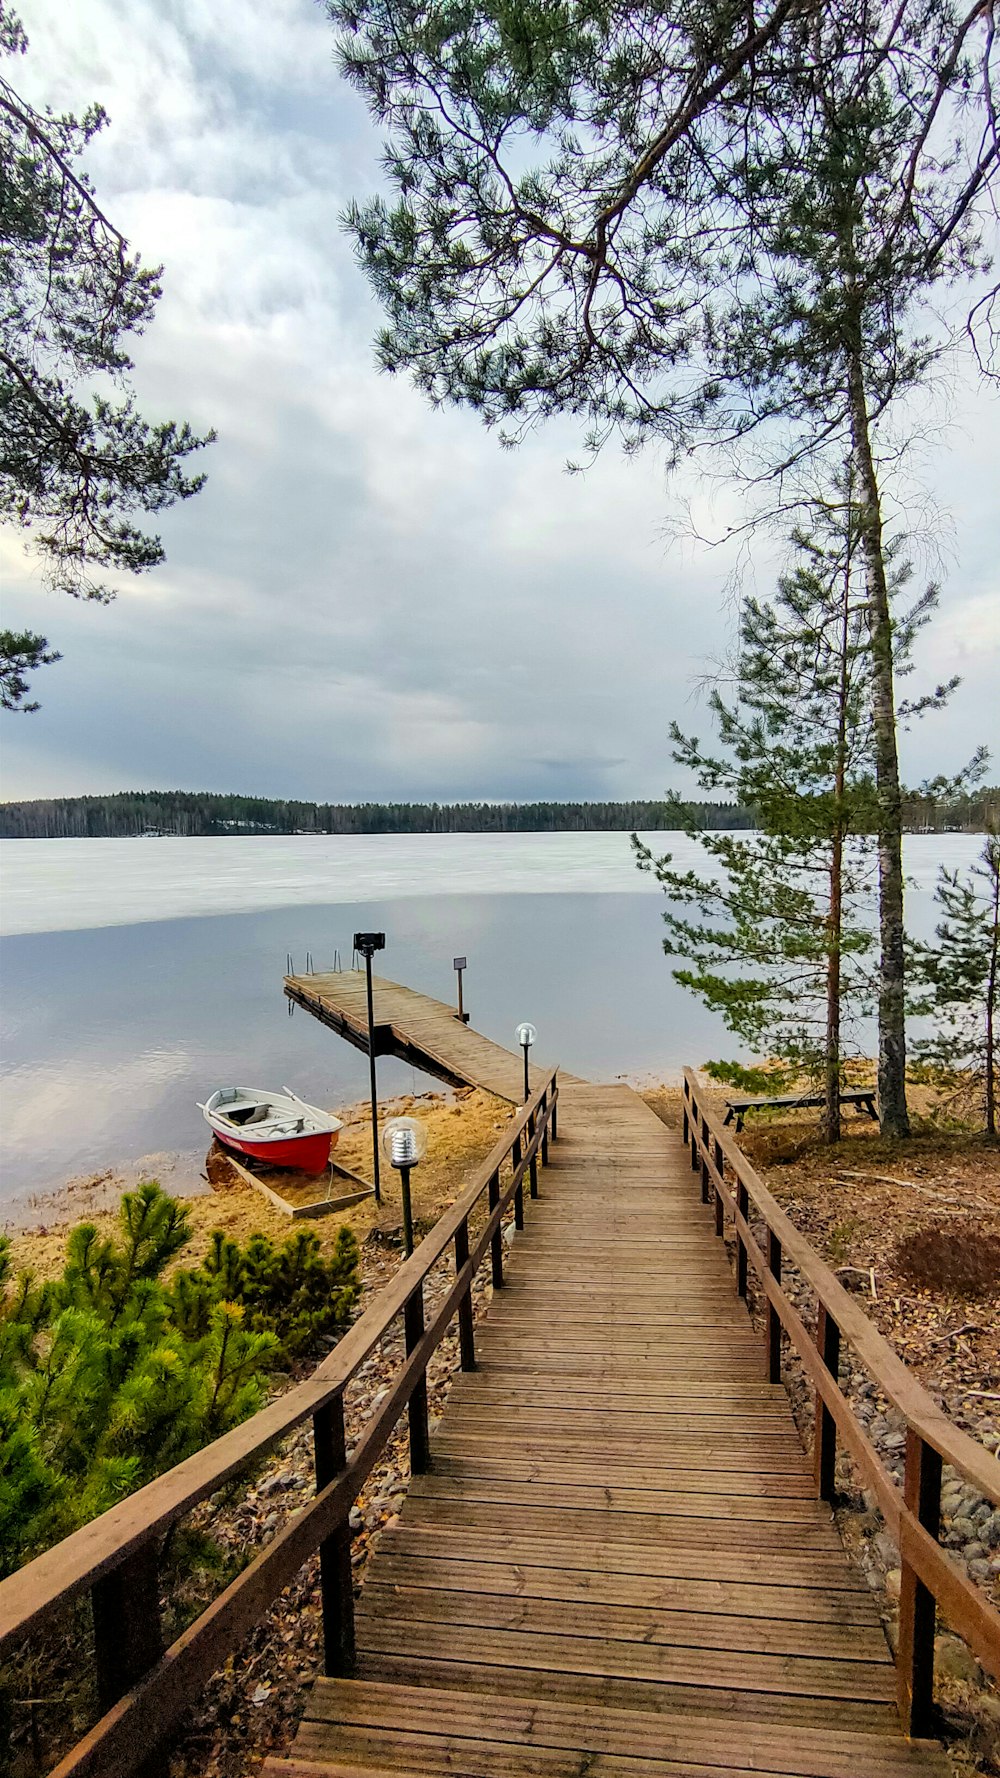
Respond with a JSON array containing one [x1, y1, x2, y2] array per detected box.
[[201, 1087, 341, 1140]]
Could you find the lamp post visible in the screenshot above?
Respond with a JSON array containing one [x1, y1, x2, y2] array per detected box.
[[382, 1117, 427, 1256], [354, 931, 386, 1204], [515, 1021, 536, 1104], [453, 955, 469, 1023]]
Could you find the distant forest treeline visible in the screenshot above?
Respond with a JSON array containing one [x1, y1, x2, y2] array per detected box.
[[2, 792, 754, 838], [2, 787, 998, 839]]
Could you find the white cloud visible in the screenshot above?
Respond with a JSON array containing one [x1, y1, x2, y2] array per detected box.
[[3, 0, 998, 804]]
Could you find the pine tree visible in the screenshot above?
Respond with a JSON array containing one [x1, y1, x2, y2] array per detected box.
[[635, 494, 959, 1139], [909, 834, 1000, 1136], [329, 0, 997, 1137], [0, 5, 213, 707], [0, 1187, 361, 1574]]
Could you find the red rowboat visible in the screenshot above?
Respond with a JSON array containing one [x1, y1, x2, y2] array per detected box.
[[199, 1086, 343, 1173]]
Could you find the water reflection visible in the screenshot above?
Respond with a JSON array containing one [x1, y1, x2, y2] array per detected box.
[[0, 832, 985, 1213]]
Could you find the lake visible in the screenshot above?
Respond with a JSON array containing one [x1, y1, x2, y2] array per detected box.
[[0, 831, 985, 1218]]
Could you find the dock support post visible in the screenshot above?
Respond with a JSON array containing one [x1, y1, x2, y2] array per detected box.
[[404, 1284, 431, 1473], [455, 1218, 476, 1370], [736, 1180, 749, 1298], [814, 1306, 841, 1501], [513, 1134, 525, 1230], [898, 1430, 942, 1738], [314, 1395, 355, 1676], [528, 1113, 538, 1199], [713, 1138, 725, 1236], [489, 1169, 503, 1287], [92, 1543, 163, 1714], [765, 1230, 782, 1382]]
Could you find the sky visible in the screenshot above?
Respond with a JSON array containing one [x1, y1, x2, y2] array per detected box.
[[1, 0, 998, 806]]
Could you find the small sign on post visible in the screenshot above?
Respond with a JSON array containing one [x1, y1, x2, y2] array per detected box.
[[453, 956, 470, 1023]]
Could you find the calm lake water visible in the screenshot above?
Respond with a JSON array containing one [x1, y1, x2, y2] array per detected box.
[[0, 832, 985, 1217]]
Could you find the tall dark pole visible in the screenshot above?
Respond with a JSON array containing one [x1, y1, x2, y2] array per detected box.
[[522, 1042, 530, 1105], [364, 949, 381, 1204], [399, 1164, 413, 1256]]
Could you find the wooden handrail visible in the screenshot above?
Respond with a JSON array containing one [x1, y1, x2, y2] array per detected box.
[[0, 1070, 559, 1778], [682, 1069, 1000, 1735]]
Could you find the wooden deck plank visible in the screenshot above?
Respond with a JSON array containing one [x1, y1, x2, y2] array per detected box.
[[366, 1549, 882, 1623], [276, 1062, 945, 1777], [351, 1655, 902, 1735], [298, 1679, 947, 1773], [357, 1581, 889, 1660]]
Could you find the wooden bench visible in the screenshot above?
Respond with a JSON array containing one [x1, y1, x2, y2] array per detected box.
[[723, 1087, 878, 1133]]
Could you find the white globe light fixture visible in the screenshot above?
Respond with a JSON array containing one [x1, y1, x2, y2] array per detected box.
[[382, 1117, 427, 1255], [515, 1022, 537, 1103]]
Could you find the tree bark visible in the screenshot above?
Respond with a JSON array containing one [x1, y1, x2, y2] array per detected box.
[[846, 347, 910, 1137], [824, 532, 854, 1145], [986, 846, 999, 1138]]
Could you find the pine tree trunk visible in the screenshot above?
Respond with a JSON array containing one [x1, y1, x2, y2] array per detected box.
[[986, 854, 999, 1138], [846, 347, 910, 1138], [824, 531, 853, 1146], [825, 836, 843, 1144]]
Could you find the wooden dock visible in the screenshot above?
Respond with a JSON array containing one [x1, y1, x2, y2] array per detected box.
[[285, 969, 582, 1101], [268, 1083, 948, 1778], [6, 999, 995, 1778]]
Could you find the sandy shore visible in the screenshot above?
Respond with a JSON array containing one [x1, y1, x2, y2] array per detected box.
[[3, 1086, 517, 1278]]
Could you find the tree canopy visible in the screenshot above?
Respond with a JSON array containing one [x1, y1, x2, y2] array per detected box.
[[0, 4, 214, 708], [331, 0, 997, 1135]]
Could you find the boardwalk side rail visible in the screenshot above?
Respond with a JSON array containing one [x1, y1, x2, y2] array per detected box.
[[0, 1069, 560, 1778], [682, 1069, 1000, 1734]]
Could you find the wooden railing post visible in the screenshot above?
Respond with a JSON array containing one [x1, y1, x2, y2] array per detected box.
[[766, 1229, 782, 1382], [91, 1542, 163, 1715], [404, 1283, 431, 1473], [455, 1217, 476, 1371], [682, 1079, 690, 1146], [736, 1180, 749, 1298], [314, 1393, 355, 1676], [489, 1168, 503, 1287], [713, 1138, 725, 1236], [527, 1111, 539, 1199], [689, 1094, 699, 1172], [540, 1088, 550, 1167], [898, 1429, 943, 1737], [551, 1081, 558, 1142], [512, 1132, 525, 1229], [814, 1306, 841, 1501]]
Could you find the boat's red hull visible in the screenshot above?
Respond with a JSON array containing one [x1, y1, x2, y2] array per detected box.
[[214, 1128, 336, 1173]]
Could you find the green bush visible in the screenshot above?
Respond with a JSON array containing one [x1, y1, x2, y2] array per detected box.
[[0, 1185, 361, 1576]]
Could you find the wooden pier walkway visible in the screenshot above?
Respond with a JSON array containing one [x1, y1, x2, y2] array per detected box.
[[285, 969, 582, 1101], [269, 1083, 948, 1778], [5, 1000, 996, 1778]]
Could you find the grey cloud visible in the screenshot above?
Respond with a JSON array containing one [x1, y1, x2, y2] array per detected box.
[[3, 0, 997, 805]]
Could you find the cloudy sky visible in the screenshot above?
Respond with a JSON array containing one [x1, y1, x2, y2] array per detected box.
[[2, 0, 997, 806]]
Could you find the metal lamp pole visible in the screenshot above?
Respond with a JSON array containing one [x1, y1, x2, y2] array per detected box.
[[354, 931, 386, 1204], [515, 1022, 536, 1105], [384, 1119, 426, 1258]]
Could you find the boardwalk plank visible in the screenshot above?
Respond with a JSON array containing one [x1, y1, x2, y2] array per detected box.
[[274, 1047, 945, 1776]]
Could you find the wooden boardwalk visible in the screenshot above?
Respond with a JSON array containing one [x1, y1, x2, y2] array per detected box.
[[285, 969, 582, 1102], [268, 1083, 947, 1778]]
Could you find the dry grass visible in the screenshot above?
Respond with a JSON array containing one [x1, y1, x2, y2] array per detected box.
[[6, 1087, 514, 1284]]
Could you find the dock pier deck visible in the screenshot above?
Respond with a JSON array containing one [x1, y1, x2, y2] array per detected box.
[[268, 1081, 949, 1778], [285, 968, 583, 1101]]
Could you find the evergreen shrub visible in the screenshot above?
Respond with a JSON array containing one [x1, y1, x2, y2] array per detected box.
[[0, 1185, 360, 1575]]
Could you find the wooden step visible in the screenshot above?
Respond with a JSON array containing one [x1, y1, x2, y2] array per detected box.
[[268, 1677, 948, 1776]]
